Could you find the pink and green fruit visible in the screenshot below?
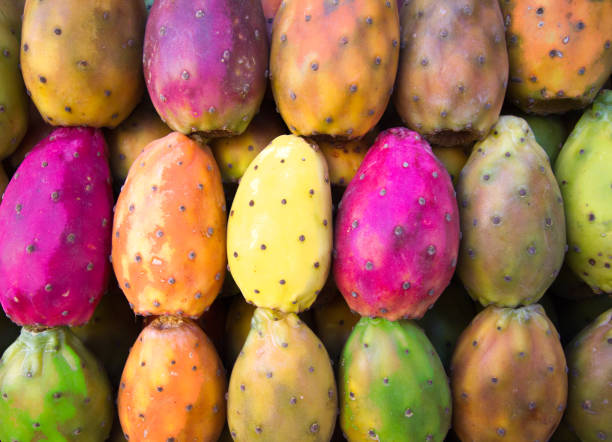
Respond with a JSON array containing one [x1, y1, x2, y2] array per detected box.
[[0, 127, 113, 327], [334, 128, 460, 320]]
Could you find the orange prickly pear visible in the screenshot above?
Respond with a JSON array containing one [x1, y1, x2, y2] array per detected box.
[[118, 316, 226, 441], [317, 135, 374, 187], [112, 132, 227, 318]]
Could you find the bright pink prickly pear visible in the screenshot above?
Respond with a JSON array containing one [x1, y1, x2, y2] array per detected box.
[[0, 127, 113, 327], [334, 128, 460, 320]]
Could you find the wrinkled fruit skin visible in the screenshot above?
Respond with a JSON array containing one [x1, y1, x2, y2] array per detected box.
[[0, 127, 113, 327], [118, 316, 226, 442], [395, 0, 508, 146], [112, 132, 227, 318], [228, 308, 337, 441], [554, 90, 612, 294], [0, 22, 27, 159], [21, 0, 145, 127], [457, 116, 566, 307], [270, 0, 399, 140], [521, 114, 567, 163], [340, 317, 451, 441], [210, 105, 286, 183], [500, 0, 612, 114], [334, 128, 460, 320], [317, 135, 372, 187], [564, 309, 612, 442], [144, 0, 268, 136], [451, 305, 567, 441], [313, 292, 360, 364], [0, 327, 113, 440], [432, 146, 468, 186], [227, 135, 332, 313]]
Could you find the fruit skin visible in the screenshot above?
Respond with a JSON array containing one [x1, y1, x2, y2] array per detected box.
[[432, 145, 468, 186], [112, 132, 227, 318], [521, 114, 567, 163], [21, 0, 145, 127], [210, 105, 286, 183], [317, 135, 373, 187], [261, 0, 281, 37], [0, 163, 8, 196], [0, 22, 28, 159], [118, 316, 226, 442], [500, 0, 612, 114], [8, 100, 53, 172], [144, 0, 268, 137], [457, 116, 566, 307], [451, 305, 567, 441], [340, 317, 451, 442], [554, 90, 612, 294], [227, 307, 337, 441], [394, 0, 508, 146], [313, 292, 359, 364], [224, 296, 255, 368], [105, 99, 171, 187], [0, 0, 24, 35], [0, 326, 113, 440], [0, 127, 113, 327], [564, 308, 612, 442], [227, 135, 332, 313], [270, 0, 399, 140], [334, 128, 460, 320]]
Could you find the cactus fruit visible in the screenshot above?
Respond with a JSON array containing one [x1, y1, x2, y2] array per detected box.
[[227, 135, 333, 313], [432, 146, 468, 186], [227, 307, 337, 441], [112, 132, 227, 318], [313, 293, 360, 363], [0, 326, 113, 440], [144, 0, 154, 13], [521, 114, 567, 163], [318, 136, 371, 187], [0, 0, 24, 35], [8, 100, 53, 172], [394, 0, 508, 146], [144, 0, 268, 137], [457, 116, 566, 307], [21, 0, 146, 127], [106, 99, 171, 186], [564, 308, 612, 442], [340, 317, 452, 441], [554, 90, 612, 294], [224, 296, 255, 367], [451, 305, 568, 441], [0, 163, 7, 196], [270, 0, 400, 140], [0, 127, 113, 327], [210, 105, 286, 183], [555, 294, 612, 345], [0, 22, 28, 159], [500, 0, 612, 114], [118, 316, 226, 441], [334, 128, 460, 320], [261, 0, 281, 37]]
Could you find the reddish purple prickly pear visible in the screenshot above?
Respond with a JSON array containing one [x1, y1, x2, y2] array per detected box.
[[334, 128, 460, 320], [0, 127, 113, 327]]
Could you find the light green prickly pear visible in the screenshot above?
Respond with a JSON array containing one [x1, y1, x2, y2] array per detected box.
[[227, 307, 338, 441], [457, 115, 566, 307], [554, 90, 612, 294], [521, 114, 567, 163], [340, 317, 452, 441], [0, 326, 113, 440]]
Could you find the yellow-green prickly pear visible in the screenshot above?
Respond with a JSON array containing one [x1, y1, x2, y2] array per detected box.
[[227, 135, 333, 313], [227, 308, 338, 441]]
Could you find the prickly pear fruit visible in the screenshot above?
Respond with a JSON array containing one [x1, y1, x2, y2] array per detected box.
[[432, 146, 468, 186], [417, 281, 476, 370], [210, 105, 286, 183], [118, 316, 226, 441], [334, 128, 460, 320], [451, 305, 567, 441], [0, 23, 28, 158], [224, 296, 255, 367], [144, 0, 268, 137], [261, 0, 281, 37], [270, 0, 399, 140], [555, 294, 612, 344], [0, 326, 113, 440], [313, 293, 359, 363], [112, 132, 227, 318], [227, 308, 337, 441], [457, 116, 566, 307], [340, 317, 451, 441], [0, 163, 7, 196], [8, 100, 53, 172], [21, 0, 146, 127], [0, 127, 113, 327], [522, 114, 567, 163], [227, 135, 332, 313], [564, 308, 612, 442], [318, 136, 371, 187], [554, 90, 612, 294], [0, 0, 24, 35], [395, 0, 508, 146], [144, 0, 154, 13], [500, 0, 612, 114], [106, 99, 171, 186]]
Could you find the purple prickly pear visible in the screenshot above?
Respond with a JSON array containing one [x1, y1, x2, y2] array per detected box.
[[0, 127, 113, 327]]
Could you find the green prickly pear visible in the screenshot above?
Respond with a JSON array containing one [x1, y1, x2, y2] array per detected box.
[[340, 317, 452, 441], [228, 308, 337, 441], [521, 114, 568, 163]]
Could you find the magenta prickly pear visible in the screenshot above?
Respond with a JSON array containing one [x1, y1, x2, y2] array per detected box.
[[334, 128, 460, 320], [0, 127, 113, 326]]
